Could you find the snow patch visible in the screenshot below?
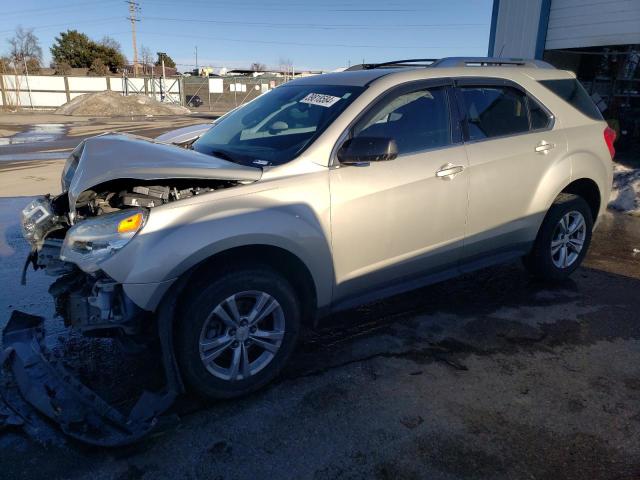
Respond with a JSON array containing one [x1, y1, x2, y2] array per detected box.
[[609, 163, 640, 216]]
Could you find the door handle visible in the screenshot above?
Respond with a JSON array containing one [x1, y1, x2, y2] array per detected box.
[[535, 142, 555, 154], [435, 163, 464, 179]]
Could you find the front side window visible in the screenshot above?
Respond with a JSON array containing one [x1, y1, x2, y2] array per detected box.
[[193, 84, 364, 166], [459, 86, 529, 140], [352, 86, 451, 155]]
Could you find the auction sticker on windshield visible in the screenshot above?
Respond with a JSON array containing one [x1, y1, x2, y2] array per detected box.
[[300, 93, 341, 108]]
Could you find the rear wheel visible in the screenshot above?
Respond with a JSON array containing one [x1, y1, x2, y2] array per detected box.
[[176, 267, 300, 399], [523, 193, 593, 281]]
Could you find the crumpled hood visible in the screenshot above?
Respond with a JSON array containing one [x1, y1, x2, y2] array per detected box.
[[68, 133, 262, 208], [155, 123, 213, 145]]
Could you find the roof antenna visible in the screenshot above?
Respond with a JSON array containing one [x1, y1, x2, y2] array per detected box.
[[498, 43, 506, 58]]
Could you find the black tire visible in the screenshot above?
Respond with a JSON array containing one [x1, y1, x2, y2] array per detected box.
[[176, 266, 301, 400], [523, 193, 593, 281]]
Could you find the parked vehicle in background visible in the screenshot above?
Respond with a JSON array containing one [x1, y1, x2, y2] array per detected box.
[[13, 58, 614, 442], [186, 95, 203, 107]]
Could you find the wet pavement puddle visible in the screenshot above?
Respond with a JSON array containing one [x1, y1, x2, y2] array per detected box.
[[0, 124, 67, 146]]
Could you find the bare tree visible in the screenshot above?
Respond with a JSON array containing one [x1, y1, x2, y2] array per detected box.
[[7, 26, 42, 70], [251, 62, 266, 72], [278, 57, 293, 79], [0, 57, 10, 74], [100, 36, 122, 52], [140, 45, 153, 75]]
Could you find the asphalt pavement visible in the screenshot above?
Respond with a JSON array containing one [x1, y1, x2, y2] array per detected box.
[[0, 116, 639, 480]]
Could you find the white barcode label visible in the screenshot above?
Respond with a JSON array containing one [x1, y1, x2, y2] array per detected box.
[[300, 93, 341, 108]]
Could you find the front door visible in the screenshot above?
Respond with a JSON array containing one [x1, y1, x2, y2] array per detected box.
[[329, 82, 469, 304]]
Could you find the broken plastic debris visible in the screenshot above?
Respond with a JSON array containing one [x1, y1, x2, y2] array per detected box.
[[1, 311, 177, 446]]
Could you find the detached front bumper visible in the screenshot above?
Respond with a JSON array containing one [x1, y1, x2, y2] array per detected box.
[[1, 311, 176, 446]]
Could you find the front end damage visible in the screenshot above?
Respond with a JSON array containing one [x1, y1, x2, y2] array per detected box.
[[3, 193, 179, 445], [2, 134, 262, 446]]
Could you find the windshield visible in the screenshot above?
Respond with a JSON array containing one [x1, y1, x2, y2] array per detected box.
[[192, 84, 365, 166]]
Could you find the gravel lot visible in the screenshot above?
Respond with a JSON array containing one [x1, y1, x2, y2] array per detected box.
[[0, 115, 639, 480]]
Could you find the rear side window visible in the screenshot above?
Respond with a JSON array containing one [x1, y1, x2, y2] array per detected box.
[[528, 96, 552, 130], [459, 86, 529, 140], [354, 86, 451, 154], [540, 79, 603, 120]]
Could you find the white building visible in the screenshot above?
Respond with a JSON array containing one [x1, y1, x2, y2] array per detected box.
[[488, 0, 640, 152]]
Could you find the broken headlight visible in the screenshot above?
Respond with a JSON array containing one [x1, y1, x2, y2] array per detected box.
[[21, 196, 60, 245], [60, 208, 147, 273]]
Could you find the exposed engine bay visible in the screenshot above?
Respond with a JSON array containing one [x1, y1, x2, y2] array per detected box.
[[19, 132, 262, 338], [22, 178, 237, 335], [74, 178, 236, 217]]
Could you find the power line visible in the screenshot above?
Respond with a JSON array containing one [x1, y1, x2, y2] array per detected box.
[[0, 18, 123, 36], [143, 0, 441, 12], [136, 30, 477, 50], [143, 16, 487, 30], [2, 0, 121, 17]]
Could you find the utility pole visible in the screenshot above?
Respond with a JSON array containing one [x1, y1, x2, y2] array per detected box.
[[157, 52, 166, 101], [127, 0, 141, 76], [195, 46, 198, 74]]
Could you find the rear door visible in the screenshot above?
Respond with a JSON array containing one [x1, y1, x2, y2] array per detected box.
[[329, 80, 469, 304], [454, 78, 567, 266]]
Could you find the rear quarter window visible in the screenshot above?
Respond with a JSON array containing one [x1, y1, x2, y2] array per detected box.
[[540, 79, 603, 121]]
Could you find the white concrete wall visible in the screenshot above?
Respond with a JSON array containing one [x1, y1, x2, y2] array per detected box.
[[67, 76, 108, 92], [1, 74, 182, 108], [3, 75, 66, 91], [2, 91, 68, 106]]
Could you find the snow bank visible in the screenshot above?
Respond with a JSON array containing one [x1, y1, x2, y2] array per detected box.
[[609, 163, 640, 215]]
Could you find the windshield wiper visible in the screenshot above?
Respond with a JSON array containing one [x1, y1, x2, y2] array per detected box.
[[210, 149, 239, 163]]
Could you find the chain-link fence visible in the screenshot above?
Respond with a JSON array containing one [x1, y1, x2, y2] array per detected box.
[[183, 75, 289, 114]]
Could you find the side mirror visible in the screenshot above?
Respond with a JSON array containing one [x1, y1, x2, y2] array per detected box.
[[338, 137, 398, 165]]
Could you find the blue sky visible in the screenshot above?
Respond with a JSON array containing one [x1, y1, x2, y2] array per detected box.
[[1, 0, 493, 71]]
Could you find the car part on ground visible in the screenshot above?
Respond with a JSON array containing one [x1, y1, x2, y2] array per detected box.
[[0, 311, 177, 447]]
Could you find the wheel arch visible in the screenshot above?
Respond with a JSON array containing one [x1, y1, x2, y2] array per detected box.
[[152, 243, 321, 396], [173, 244, 319, 327], [560, 178, 601, 221]]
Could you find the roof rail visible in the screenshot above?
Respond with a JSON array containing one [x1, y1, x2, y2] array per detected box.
[[431, 57, 555, 69], [345, 59, 438, 71], [369, 58, 439, 69], [343, 57, 556, 72]]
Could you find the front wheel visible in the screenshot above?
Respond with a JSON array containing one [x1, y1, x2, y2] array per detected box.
[[176, 266, 301, 399], [523, 193, 593, 281]]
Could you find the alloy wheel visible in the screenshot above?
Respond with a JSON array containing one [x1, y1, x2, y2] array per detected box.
[[198, 290, 285, 381], [550, 210, 586, 269]]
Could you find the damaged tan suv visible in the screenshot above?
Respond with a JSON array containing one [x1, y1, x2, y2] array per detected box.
[[16, 57, 614, 425]]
